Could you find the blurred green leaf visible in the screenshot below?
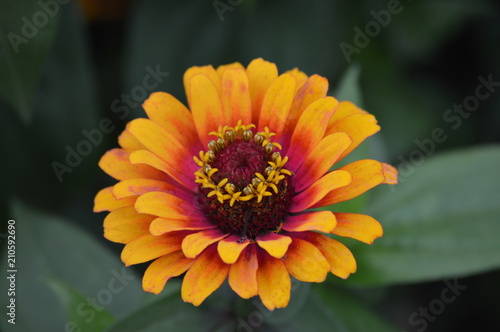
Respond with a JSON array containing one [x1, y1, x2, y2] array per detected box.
[[0, 0, 58, 123], [48, 279, 115, 332], [0, 202, 143, 332], [331, 63, 363, 106], [105, 282, 221, 332], [348, 145, 500, 285]]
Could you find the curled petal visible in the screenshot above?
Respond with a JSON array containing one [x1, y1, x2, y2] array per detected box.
[[282, 211, 337, 233], [142, 250, 194, 294], [256, 232, 292, 259], [333, 213, 383, 244], [283, 237, 330, 282]]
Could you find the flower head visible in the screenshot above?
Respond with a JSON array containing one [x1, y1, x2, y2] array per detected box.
[[94, 58, 398, 310]]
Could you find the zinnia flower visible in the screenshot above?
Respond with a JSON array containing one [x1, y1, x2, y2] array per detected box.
[[94, 58, 398, 310]]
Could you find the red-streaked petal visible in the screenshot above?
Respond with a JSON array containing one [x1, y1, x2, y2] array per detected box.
[[290, 170, 352, 212], [256, 232, 291, 259], [103, 206, 154, 244], [256, 251, 291, 311], [326, 113, 380, 162], [183, 65, 221, 108], [258, 73, 296, 138], [217, 235, 251, 264], [228, 244, 258, 299], [181, 245, 229, 306], [246, 58, 278, 124], [282, 211, 336, 233], [221, 68, 252, 125], [294, 132, 352, 192], [281, 75, 329, 149], [216, 62, 244, 77], [142, 92, 202, 154], [118, 127, 145, 150], [287, 96, 339, 171], [182, 229, 229, 259], [112, 178, 192, 202], [129, 150, 196, 192], [150, 218, 216, 236], [99, 148, 165, 181], [283, 237, 330, 282], [295, 231, 356, 279], [121, 231, 189, 266], [135, 192, 202, 220], [333, 213, 383, 244], [94, 187, 137, 212], [142, 250, 194, 294], [190, 73, 225, 145], [312, 160, 398, 208]]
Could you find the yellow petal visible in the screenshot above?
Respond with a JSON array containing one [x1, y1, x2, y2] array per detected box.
[[228, 244, 258, 299], [98, 148, 164, 181], [112, 178, 192, 202], [256, 251, 291, 310], [221, 68, 252, 125], [246, 58, 278, 124], [135, 192, 204, 220], [333, 213, 383, 244], [182, 229, 229, 259], [118, 127, 145, 150], [121, 232, 188, 266], [217, 235, 251, 264], [142, 250, 194, 294], [181, 246, 229, 306], [183, 65, 221, 108], [282, 211, 337, 233], [216, 62, 244, 77], [256, 232, 292, 259], [283, 237, 330, 282], [103, 206, 154, 244], [94, 186, 136, 212], [150, 218, 216, 236]]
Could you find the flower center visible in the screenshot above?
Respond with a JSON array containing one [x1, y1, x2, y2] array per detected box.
[[194, 121, 294, 240]]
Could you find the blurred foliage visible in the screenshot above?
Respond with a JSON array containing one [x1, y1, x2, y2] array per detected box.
[[1, 0, 499, 331]]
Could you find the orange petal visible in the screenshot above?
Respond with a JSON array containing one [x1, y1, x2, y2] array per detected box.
[[256, 251, 291, 310], [328, 100, 367, 123], [228, 244, 259, 299], [182, 229, 229, 259], [94, 187, 137, 212], [312, 160, 398, 208], [221, 68, 252, 125], [326, 113, 380, 162], [183, 65, 221, 109], [135, 191, 203, 220], [290, 170, 352, 212], [103, 206, 154, 244], [216, 62, 244, 77], [282, 211, 336, 233], [112, 178, 192, 202], [281, 75, 329, 148], [150, 218, 216, 236], [296, 231, 356, 279], [256, 232, 292, 259], [217, 235, 251, 264], [121, 231, 189, 266], [333, 213, 383, 244], [118, 127, 145, 150], [181, 245, 229, 306], [287, 96, 339, 171], [246, 58, 278, 124], [142, 92, 202, 154], [190, 73, 225, 145], [142, 250, 194, 294], [258, 73, 296, 138], [129, 150, 196, 192], [283, 237, 330, 282], [294, 132, 352, 192], [98, 148, 165, 181]]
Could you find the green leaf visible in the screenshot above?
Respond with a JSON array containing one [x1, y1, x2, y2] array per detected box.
[[47, 279, 115, 332], [105, 282, 220, 332], [0, 0, 59, 123], [0, 202, 144, 332], [348, 145, 500, 285], [331, 63, 363, 106]]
